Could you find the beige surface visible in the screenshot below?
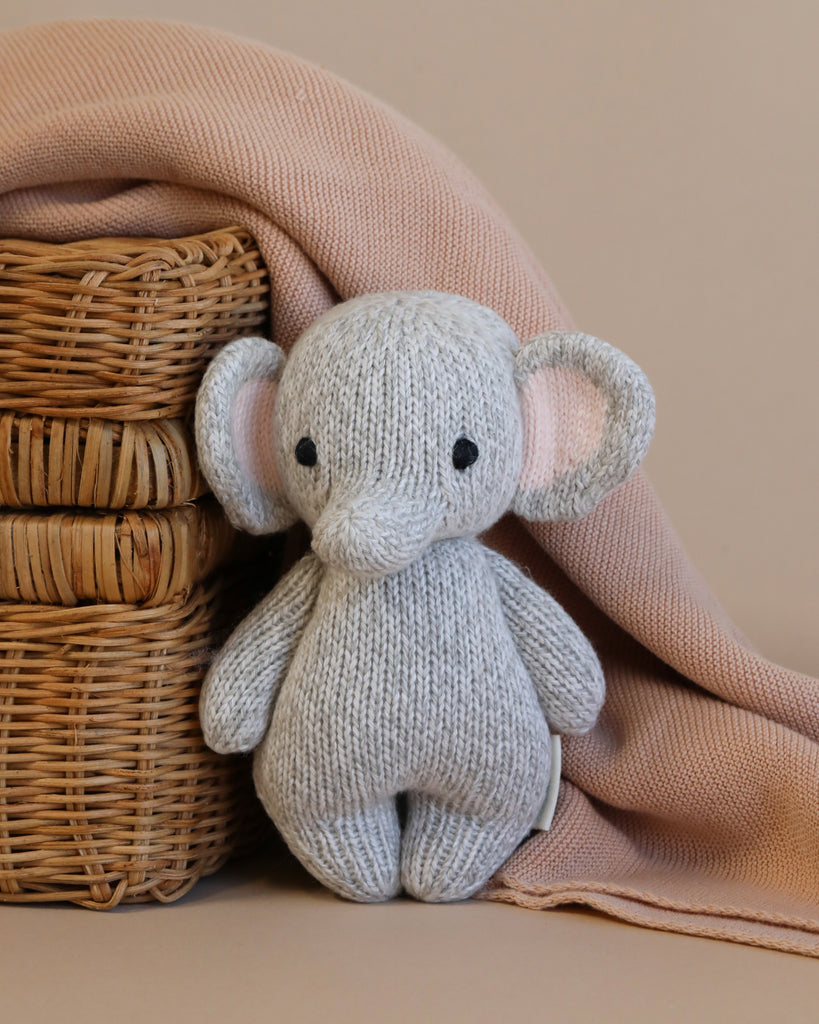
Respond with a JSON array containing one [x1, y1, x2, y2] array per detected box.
[[1, 1, 817, 1018], [3, 844, 819, 1024]]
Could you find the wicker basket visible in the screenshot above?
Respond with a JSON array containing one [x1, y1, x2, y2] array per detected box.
[[0, 582, 266, 908], [0, 227, 274, 907]]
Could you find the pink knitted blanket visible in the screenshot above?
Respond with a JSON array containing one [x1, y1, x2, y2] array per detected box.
[[2, 19, 817, 955]]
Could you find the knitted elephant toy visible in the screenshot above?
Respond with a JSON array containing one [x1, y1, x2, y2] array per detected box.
[[195, 290, 655, 903]]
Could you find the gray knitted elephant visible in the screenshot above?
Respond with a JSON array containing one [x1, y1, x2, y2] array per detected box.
[[195, 290, 655, 902]]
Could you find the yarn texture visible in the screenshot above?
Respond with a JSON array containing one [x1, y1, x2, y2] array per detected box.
[[195, 291, 654, 901]]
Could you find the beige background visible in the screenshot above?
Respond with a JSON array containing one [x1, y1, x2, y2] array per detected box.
[[2, 1, 818, 1020]]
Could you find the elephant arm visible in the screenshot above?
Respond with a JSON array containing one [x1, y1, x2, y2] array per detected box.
[[200, 552, 323, 754], [485, 548, 605, 735]]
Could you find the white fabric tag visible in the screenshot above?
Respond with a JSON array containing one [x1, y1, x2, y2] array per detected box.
[[532, 734, 562, 832]]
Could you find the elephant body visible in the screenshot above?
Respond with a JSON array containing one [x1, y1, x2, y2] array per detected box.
[[255, 537, 552, 902]]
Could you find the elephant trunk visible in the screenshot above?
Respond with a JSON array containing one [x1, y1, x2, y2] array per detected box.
[[311, 489, 443, 578]]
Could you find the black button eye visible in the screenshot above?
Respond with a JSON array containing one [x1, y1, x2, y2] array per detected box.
[[295, 436, 317, 467], [452, 437, 479, 471]]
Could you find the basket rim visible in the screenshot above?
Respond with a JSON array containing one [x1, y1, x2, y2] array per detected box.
[[0, 225, 257, 258]]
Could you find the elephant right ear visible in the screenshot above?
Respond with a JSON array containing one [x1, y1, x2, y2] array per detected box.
[[512, 331, 655, 522], [195, 336, 297, 535]]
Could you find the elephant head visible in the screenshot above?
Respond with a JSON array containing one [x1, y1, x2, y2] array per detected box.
[[195, 291, 654, 578]]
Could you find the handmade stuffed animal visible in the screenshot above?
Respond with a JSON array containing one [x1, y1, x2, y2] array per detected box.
[[195, 291, 655, 902]]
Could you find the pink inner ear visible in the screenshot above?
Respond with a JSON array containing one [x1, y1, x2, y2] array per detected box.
[[231, 379, 281, 492], [519, 365, 608, 489]]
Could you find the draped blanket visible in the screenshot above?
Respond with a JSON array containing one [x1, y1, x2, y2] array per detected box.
[[2, 18, 816, 955]]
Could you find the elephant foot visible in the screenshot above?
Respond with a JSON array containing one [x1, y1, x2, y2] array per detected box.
[[282, 798, 402, 902], [399, 793, 529, 902]]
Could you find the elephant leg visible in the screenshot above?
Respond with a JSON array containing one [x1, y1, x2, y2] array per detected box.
[[400, 793, 532, 903], [279, 798, 402, 903]]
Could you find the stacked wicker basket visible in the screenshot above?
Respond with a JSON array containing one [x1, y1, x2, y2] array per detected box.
[[0, 228, 273, 908]]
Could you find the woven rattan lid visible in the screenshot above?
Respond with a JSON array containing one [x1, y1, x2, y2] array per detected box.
[[0, 227, 269, 420]]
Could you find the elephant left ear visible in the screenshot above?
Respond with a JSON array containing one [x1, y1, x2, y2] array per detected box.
[[512, 331, 655, 522], [195, 336, 298, 535]]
